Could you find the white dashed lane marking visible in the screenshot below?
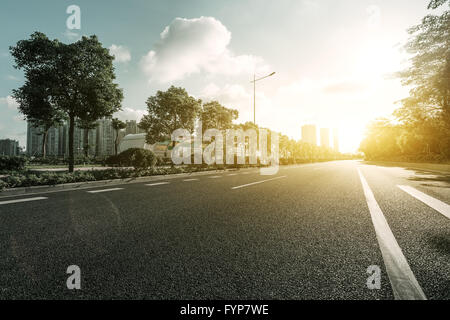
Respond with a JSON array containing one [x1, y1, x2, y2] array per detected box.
[[398, 185, 450, 219], [231, 176, 287, 190], [146, 182, 170, 186], [0, 197, 48, 205], [87, 188, 124, 194], [183, 179, 199, 182]]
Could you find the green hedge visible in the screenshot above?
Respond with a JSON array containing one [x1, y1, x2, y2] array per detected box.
[[105, 148, 157, 169], [0, 156, 28, 171]]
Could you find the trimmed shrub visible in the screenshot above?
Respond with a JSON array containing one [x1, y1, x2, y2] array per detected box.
[[106, 148, 157, 170], [0, 156, 27, 171]]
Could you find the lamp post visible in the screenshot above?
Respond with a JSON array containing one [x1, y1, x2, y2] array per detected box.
[[251, 72, 275, 125]]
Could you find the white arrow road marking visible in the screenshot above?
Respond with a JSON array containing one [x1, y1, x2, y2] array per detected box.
[[0, 197, 48, 205], [231, 176, 287, 190], [398, 185, 450, 219], [87, 188, 124, 194], [146, 182, 170, 186], [357, 168, 426, 300]]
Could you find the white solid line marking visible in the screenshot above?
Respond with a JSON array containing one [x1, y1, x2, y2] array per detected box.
[[146, 182, 170, 186], [183, 178, 199, 182], [398, 185, 450, 219], [231, 176, 287, 190], [87, 188, 124, 194], [357, 168, 426, 300], [0, 196, 48, 205]]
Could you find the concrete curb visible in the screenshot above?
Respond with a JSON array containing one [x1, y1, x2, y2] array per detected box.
[[364, 161, 450, 173], [0, 167, 254, 198]]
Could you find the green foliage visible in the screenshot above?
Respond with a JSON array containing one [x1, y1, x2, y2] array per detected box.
[[201, 101, 238, 133], [106, 148, 157, 170], [139, 86, 201, 145], [0, 156, 28, 171], [428, 0, 449, 9]]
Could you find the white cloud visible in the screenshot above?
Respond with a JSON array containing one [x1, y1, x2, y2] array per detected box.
[[142, 16, 269, 83], [199, 83, 251, 109], [109, 44, 131, 63], [114, 107, 147, 122], [0, 96, 19, 110]]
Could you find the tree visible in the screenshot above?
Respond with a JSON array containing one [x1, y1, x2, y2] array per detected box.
[[111, 118, 126, 155], [12, 72, 65, 158], [10, 32, 123, 172], [201, 101, 238, 133], [139, 86, 201, 145], [428, 0, 449, 9], [398, 4, 450, 130]]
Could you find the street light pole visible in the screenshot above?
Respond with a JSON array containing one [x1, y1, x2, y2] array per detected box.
[[253, 74, 256, 125], [251, 72, 275, 125]]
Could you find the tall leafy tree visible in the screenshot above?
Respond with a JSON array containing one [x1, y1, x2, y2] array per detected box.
[[201, 101, 238, 133], [111, 118, 126, 155], [398, 2, 450, 128], [10, 32, 123, 172], [139, 86, 201, 145]]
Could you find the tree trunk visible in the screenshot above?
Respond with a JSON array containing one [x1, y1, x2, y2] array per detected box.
[[114, 130, 118, 156], [84, 128, 89, 158], [68, 115, 75, 173], [42, 129, 48, 159]]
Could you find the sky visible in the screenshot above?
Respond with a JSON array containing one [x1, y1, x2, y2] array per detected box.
[[0, 0, 440, 152]]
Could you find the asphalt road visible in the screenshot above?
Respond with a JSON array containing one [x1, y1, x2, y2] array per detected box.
[[0, 160, 448, 299]]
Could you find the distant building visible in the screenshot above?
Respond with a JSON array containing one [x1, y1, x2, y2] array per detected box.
[[301, 125, 317, 146], [0, 139, 19, 156], [333, 128, 339, 152], [96, 118, 115, 157], [26, 117, 117, 158], [27, 122, 44, 156], [320, 128, 330, 148], [125, 120, 145, 135]]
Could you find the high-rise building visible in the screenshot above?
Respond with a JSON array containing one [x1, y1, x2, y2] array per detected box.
[[26, 122, 44, 156], [320, 128, 330, 148], [96, 118, 115, 157], [333, 128, 339, 152], [301, 125, 317, 146], [125, 120, 145, 135], [0, 139, 19, 156]]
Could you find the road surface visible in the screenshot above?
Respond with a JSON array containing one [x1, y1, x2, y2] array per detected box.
[[0, 160, 448, 299]]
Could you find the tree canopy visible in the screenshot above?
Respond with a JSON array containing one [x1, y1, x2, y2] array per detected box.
[[139, 86, 201, 145]]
